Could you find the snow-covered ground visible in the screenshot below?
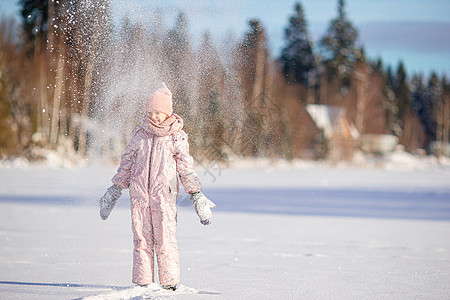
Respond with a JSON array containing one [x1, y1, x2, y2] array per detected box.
[[0, 152, 449, 299]]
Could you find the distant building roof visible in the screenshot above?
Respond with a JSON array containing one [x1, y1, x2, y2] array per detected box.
[[305, 104, 359, 140]]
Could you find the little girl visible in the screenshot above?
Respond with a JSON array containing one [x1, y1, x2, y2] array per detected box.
[[99, 82, 216, 291]]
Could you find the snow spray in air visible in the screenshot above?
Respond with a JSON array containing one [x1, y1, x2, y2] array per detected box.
[[65, 0, 245, 164]]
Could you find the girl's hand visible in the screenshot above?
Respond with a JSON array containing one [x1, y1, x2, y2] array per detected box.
[[190, 191, 216, 225], [99, 184, 122, 220]]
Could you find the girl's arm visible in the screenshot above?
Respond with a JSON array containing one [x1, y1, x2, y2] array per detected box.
[[174, 131, 216, 225], [174, 131, 201, 193], [111, 131, 140, 189]]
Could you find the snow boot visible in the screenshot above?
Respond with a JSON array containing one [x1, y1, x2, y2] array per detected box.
[[161, 284, 178, 291]]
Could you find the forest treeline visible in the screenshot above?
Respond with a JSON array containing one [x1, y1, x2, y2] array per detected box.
[[0, 0, 449, 163]]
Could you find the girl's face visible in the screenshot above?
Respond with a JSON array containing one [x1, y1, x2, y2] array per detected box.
[[148, 110, 169, 125]]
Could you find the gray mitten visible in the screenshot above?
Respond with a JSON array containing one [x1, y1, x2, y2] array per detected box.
[[99, 184, 122, 220], [190, 191, 216, 225]]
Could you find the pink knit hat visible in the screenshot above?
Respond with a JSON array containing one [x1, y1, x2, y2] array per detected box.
[[145, 82, 173, 116]]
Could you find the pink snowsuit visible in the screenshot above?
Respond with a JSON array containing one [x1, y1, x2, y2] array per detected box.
[[111, 120, 201, 286]]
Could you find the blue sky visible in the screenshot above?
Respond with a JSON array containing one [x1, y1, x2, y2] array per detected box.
[[1, 0, 449, 77]]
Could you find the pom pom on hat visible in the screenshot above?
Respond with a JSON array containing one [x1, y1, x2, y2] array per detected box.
[[145, 82, 173, 116]]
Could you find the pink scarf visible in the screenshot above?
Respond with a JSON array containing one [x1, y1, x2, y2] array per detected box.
[[142, 113, 183, 137]]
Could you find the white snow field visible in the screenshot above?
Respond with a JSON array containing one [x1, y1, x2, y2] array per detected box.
[[1, 156, 450, 299]]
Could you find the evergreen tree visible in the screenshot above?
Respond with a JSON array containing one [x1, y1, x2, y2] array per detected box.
[[412, 74, 435, 151], [411, 74, 426, 118], [19, 0, 48, 51], [165, 12, 192, 75], [383, 65, 399, 135], [237, 19, 267, 102], [237, 19, 269, 156], [319, 0, 359, 82], [160, 11, 200, 147], [385, 65, 395, 88], [427, 72, 442, 141], [164, 12, 194, 117], [428, 72, 442, 107], [395, 62, 411, 121], [197, 31, 225, 160], [367, 57, 383, 74], [280, 2, 315, 85]]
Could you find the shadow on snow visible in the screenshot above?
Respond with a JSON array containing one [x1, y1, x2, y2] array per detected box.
[[0, 187, 449, 221]]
